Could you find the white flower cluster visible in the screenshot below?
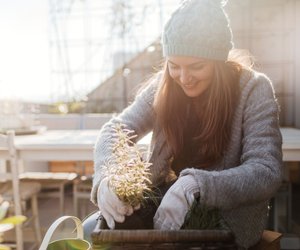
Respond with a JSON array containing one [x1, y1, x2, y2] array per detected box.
[[104, 123, 152, 207]]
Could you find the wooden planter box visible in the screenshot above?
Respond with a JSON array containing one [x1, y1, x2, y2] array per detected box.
[[92, 228, 237, 250]]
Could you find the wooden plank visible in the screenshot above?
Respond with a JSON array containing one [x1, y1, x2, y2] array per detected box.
[[49, 161, 94, 175]]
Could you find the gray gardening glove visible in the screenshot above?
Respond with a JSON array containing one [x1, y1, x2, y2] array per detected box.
[[97, 177, 136, 229], [153, 175, 199, 230]]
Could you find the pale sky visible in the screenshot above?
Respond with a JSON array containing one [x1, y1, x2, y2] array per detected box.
[[0, 0, 178, 104], [0, 0, 51, 103]]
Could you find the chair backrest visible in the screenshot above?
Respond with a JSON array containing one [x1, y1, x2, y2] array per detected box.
[[0, 131, 22, 216]]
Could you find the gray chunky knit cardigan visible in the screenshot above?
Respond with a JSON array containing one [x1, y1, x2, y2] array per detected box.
[[91, 69, 283, 249]]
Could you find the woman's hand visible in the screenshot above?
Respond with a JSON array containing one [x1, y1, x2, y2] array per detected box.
[[153, 175, 198, 230], [97, 177, 136, 229]]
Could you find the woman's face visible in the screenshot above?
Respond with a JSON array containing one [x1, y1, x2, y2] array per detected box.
[[167, 56, 214, 98]]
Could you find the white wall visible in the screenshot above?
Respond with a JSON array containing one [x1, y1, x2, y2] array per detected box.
[[36, 113, 115, 130], [226, 0, 300, 127]]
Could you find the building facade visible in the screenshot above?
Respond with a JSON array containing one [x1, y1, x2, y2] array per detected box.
[[86, 0, 300, 128]]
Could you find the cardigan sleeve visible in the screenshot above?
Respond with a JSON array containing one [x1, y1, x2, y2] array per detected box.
[[181, 72, 283, 210], [91, 77, 159, 204]]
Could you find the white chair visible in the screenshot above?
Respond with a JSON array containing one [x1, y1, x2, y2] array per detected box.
[[73, 175, 93, 218], [0, 130, 42, 250], [72, 161, 94, 218], [20, 171, 77, 216]]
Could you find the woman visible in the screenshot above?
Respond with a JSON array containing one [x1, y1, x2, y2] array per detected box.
[[91, 0, 283, 248]]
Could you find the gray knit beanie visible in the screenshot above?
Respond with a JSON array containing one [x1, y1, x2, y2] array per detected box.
[[162, 0, 233, 61]]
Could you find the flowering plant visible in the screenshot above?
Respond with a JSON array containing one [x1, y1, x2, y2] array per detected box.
[[103, 123, 152, 207]]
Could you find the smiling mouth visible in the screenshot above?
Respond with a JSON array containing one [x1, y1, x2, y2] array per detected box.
[[183, 82, 197, 89]]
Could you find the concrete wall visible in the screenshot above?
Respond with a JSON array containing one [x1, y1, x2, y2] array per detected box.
[[226, 0, 300, 127]]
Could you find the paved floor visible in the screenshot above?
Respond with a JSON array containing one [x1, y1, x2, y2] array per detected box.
[[39, 187, 94, 228], [18, 186, 94, 250]]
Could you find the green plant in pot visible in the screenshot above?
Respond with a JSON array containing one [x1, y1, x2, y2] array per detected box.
[[181, 193, 228, 230]]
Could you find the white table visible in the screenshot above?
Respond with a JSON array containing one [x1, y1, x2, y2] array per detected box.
[[281, 127, 300, 162], [4, 127, 300, 162], [13, 130, 151, 161], [13, 130, 98, 161]]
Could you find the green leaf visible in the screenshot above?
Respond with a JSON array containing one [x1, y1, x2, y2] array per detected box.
[[0, 216, 27, 226], [182, 200, 228, 230], [0, 244, 11, 250]]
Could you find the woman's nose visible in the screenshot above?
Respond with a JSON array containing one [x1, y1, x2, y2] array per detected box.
[[180, 70, 192, 84]]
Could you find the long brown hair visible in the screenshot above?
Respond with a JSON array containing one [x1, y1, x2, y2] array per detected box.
[[154, 59, 243, 168]]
